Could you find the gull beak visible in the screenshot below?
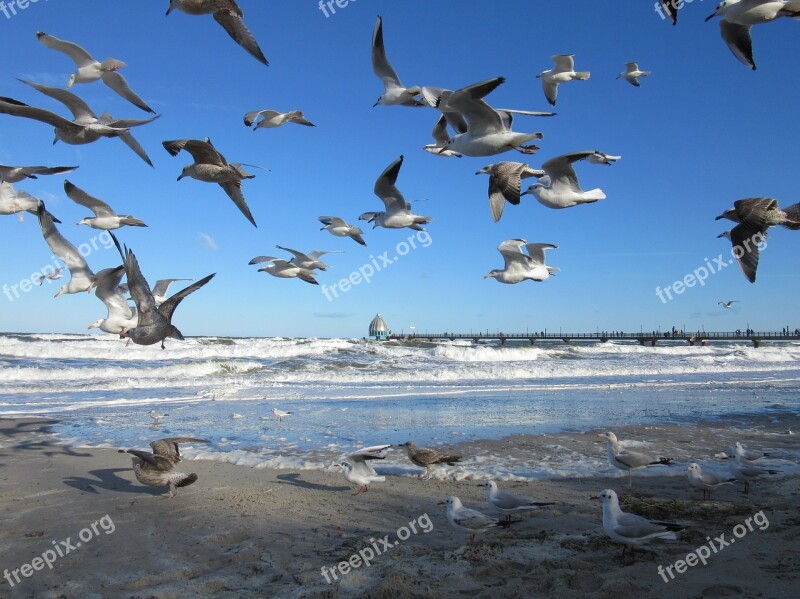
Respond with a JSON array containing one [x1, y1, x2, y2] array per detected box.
[[704, 12, 716, 22], [589, 495, 599, 500], [437, 500, 446, 506], [176, 174, 184, 181], [717, 232, 727, 238], [714, 213, 725, 220]]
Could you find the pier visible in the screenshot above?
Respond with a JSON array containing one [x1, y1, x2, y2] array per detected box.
[[386, 331, 799, 348]]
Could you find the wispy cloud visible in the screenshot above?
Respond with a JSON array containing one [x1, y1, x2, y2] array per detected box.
[[313, 312, 354, 319], [198, 233, 219, 251]]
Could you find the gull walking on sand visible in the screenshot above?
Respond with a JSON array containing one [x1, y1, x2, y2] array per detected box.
[[617, 62, 651, 87], [686, 463, 737, 500], [537, 55, 590, 106], [319, 216, 367, 246], [705, 0, 800, 69], [730, 454, 780, 493], [36, 202, 96, 297], [244, 109, 315, 129], [112, 233, 215, 349], [273, 407, 292, 422], [163, 138, 258, 227], [359, 156, 432, 231], [0, 81, 159, 167], [437, 78, 545, 157], [87, 266, 138, 335], [481, 480, 555, 521], [166, 0, 268, 66], [597, 432, 673, 487], [371, 16, 423, 107], [397, 441, 462, 479], [124, 437, 210, 498], [337, 445, 390, 495], [0, 163, 77, 184], [438, 496, 511, 545], [520, 151, 613, 209], [149, 410, 168, 425], [36, 32, 154, 113], [476, 161, 545, 222], [65, 181, 147, 230], [593, 489, 684, 563], [249, 256, 319, 285], [485, 239, 558, 284]]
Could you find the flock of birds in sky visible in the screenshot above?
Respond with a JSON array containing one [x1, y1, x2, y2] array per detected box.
[[1, 2, 799, 348]]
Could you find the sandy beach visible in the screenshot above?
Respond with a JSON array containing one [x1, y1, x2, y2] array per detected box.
[[1, 415, 798, 599]]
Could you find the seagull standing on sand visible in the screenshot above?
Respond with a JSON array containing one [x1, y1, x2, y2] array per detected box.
[[112, 233, 215, 349], [686, 463, 737, 500], [438, 496, 511, 544], [163, 138, 258, 227], [125, 437, 210, 498], [397, 441, 462, 479], [705, 0, 800, 70], [244, 110, 315, 130], [597, 432, 673, 487], [593, 489, 684, 562], [65, 181, 147, 230], [481, 480, 555, 521], [520, 151, 613, 209], [485, 239, 558, 284], [537, 55, 591, 106], [371, 16, 423, 107], [359, 156, 432, 231], [35, 32, 154, 113], [730, 453, 779, 493], [87, 266, 138, 335], [337, 445, 390, 495], [733, 440, 769, 461], [475, 162, 545, 222], [273, 407, 292, 422], [36, 202, 95, 297], [617, 62, 651, 87], [438, 78, 545, 157], [319, 216, 367, 246], [166, 0, 268, 66], [0, 163, 77, 184]]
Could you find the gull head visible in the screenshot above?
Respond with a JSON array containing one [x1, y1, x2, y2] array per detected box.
[[77, 217, 91, 227], [166, 1, 177, 16], [597, 431, 619, 443], [715, 208, 736, 221], [475, 165, 494, 176], [687, 463, 701, 475], [717, 230, 732, 240], [67, 74, 77, 89], [438, 496, 462, 509], [595, 489, 617, 504], [87, 319, 103, 330], [177, 166, 192, 181], [520, 184, 541, 197], [484, 269, 501, 280], [705, 2, 727, 21], [372, 97, 382, 108], [54, 285, 68, 298]]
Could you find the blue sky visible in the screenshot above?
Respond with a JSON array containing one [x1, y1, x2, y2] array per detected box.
[[0, 0, 798, 338]]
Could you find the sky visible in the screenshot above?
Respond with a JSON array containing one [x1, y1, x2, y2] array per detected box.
[[0, 0, 798, 339]]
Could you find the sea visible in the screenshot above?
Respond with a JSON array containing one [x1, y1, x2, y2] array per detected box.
[[1, 333, 799, 479]]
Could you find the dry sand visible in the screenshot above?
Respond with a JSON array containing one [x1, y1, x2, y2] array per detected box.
[[1, 415, 798, 599]]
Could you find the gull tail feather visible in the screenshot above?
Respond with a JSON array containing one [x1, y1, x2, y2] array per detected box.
[[574, 72, 591, 80]]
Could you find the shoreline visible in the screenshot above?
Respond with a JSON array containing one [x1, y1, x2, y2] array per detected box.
[[2, 417, 798, 598]]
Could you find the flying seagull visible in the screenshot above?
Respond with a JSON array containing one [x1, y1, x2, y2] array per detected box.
[[1, 182, 47, 221], [475, 161, 546, 222], [593, 489, 684, 562], [125, 437, 210, 498], [166, 0, 268, 66], [163, 138, 258, 227], [275, 245, 342, 271], [396, 441, 462, 479], [36, 202, 95, 297], [33, 268, 64, 286], [371, 16, 423, 107], [36, 32, 154, 113], [485, 239, 559, 284], [87, 266, 138, 335], [248, 256, 319, 285], [730, 453, 780, 493], [537, 54, 591, 106], [0, 80, 159, 166], [0, 163, 77, 184], [244, 109, 315, 129], [337, 444, 390, 495], [617, 62, 651, 87], [359, 155, 432, 231], [719, 300, 739, 309], [658, 0, 680, 25], [705, 0, 800, 70], [422, 115, 462, 158], [112, 233, 215, 349], [481, 480, 555, 521], [520, 151, 612, 209], [597, 432, 673, 487], [319, 216, 367, 246], [65, 180, 147, 230]]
